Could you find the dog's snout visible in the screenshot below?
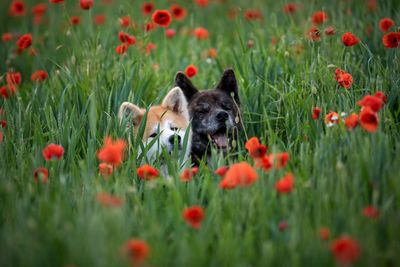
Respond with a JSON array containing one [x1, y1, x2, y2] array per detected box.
[[216, 111, 229, 122], [168, 135, 181, 145]]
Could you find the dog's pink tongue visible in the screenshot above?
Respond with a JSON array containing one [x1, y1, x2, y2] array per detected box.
[[213, 134, 228, 148]]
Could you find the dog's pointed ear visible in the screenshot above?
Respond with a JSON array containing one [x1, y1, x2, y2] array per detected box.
[[216, 68, 240, 105], [162, 87, 189, 121], [118, 102, 145, 127], [174, 71, 198, 101]]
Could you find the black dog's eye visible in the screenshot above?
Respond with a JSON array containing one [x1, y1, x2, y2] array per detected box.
[[149, 132, 157, 138], [171, 127, 180, 131], [221, 103, 232, 110]]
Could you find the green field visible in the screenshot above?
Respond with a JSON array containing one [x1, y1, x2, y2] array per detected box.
[[1, 0, 400, 266]]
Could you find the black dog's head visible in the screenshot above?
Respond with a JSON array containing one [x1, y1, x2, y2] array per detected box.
[[175, 68, 241, 163]]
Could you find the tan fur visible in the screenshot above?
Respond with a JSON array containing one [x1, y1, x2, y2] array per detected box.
[[144, 106, 188, 139]]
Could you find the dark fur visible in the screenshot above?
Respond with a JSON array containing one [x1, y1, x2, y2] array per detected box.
[[175, 68, 241, 165]]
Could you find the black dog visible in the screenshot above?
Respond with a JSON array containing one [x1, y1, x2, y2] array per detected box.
[[175, 68, 241, 165]]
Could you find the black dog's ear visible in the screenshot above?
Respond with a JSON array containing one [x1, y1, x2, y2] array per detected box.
[[216, 68, 240, 105], [175, 71, 198, 101]]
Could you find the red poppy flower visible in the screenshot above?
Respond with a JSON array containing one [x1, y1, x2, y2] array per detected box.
[[31, 70, 48, 82], [367, 0, 377, 12], [194, 0, 209, 8], [335, 68, 353, 89], [170, 4, 187, 21], [183, 206, 204, 229], [146, 42, 156, 54], [278, 221, 288, 232], [363, 205, 379, 219], [99, 163, 113, 177], [43, 143, 64, 161], [165, 28, 176, 38], [180, 167, 198, 182], [0, 132, 3, 143], [275, 172, 294, 194], [382, 32, 399, 48], [49, 0, 64, 3], [185, 65, 197, 78], [244, 9, 263, 21], [359, 106, 379, 132], [97, 137, 126, 166], [9, 0, 26, 16], [357, 95, 383, 112], [330, 235, 361, 265], [119, 16, 131, 27], [193, 27, 209, 40], [137, 164, 159, 180], [342, 32, 359, 46], [0, 84, 17, 99], [379, 18, 395, 32], [80, 0, 93, 10], [32, 3, 47, 16], [2, 33, 13, 42], [152, 10, 172, 28], [374, 91, 387, 103], [118, 32, 136, 45], [271, 152, 290, 169], [123, 239, 150, 264], [283, 3, 297, 14], [214, 166, 229, 177], [16, 34, 32, 50], [0, 120, 6, 128], [70, 16, 81, 25], [312, 107, 321, 120], [307, 27, 321, 41], [96, 192, 124, 207], [324, 111, 339, 126], [6, 72, 22, 85], [219, 162, 258, 189], [33, 167, 49, 184], [324, 26, 335, 35], [115, 43, 128, 54], [245, 137, 267, 159], [141, 2, 154, 16], [319, 227, 330, 241], [255, 155, 273, 172], [311, 11, 328, 25], [94, 14, 106, 25], [345, 113, 359, 130]]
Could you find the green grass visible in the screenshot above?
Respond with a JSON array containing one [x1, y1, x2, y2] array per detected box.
[[1, 0, 400, 266]]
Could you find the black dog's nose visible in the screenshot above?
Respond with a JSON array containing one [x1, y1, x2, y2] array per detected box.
[[216, 111, 229, 122], [168, 135, 181, 145]]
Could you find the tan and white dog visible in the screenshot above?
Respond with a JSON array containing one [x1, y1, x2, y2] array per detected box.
[[118, 87, 191, 168]]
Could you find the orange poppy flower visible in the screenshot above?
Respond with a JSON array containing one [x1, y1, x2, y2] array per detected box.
[[183, 206, 204, 229], [344, 113, 359, 130], [245, 137, 267, 159], [42, 143, 64, 161], [96, 192, 124, 207], [219, 162, 258, 189], [97, 137, 126, 166], [330, 235, 361, 265], [359, 106, 378, 132], [193, 27, 209, 40], [123, 239, 150, 264], [137, 164, 159, 180], [357, 95, 384, 112], [180, 167, 198, 182], [275, 172, 294, 194]]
